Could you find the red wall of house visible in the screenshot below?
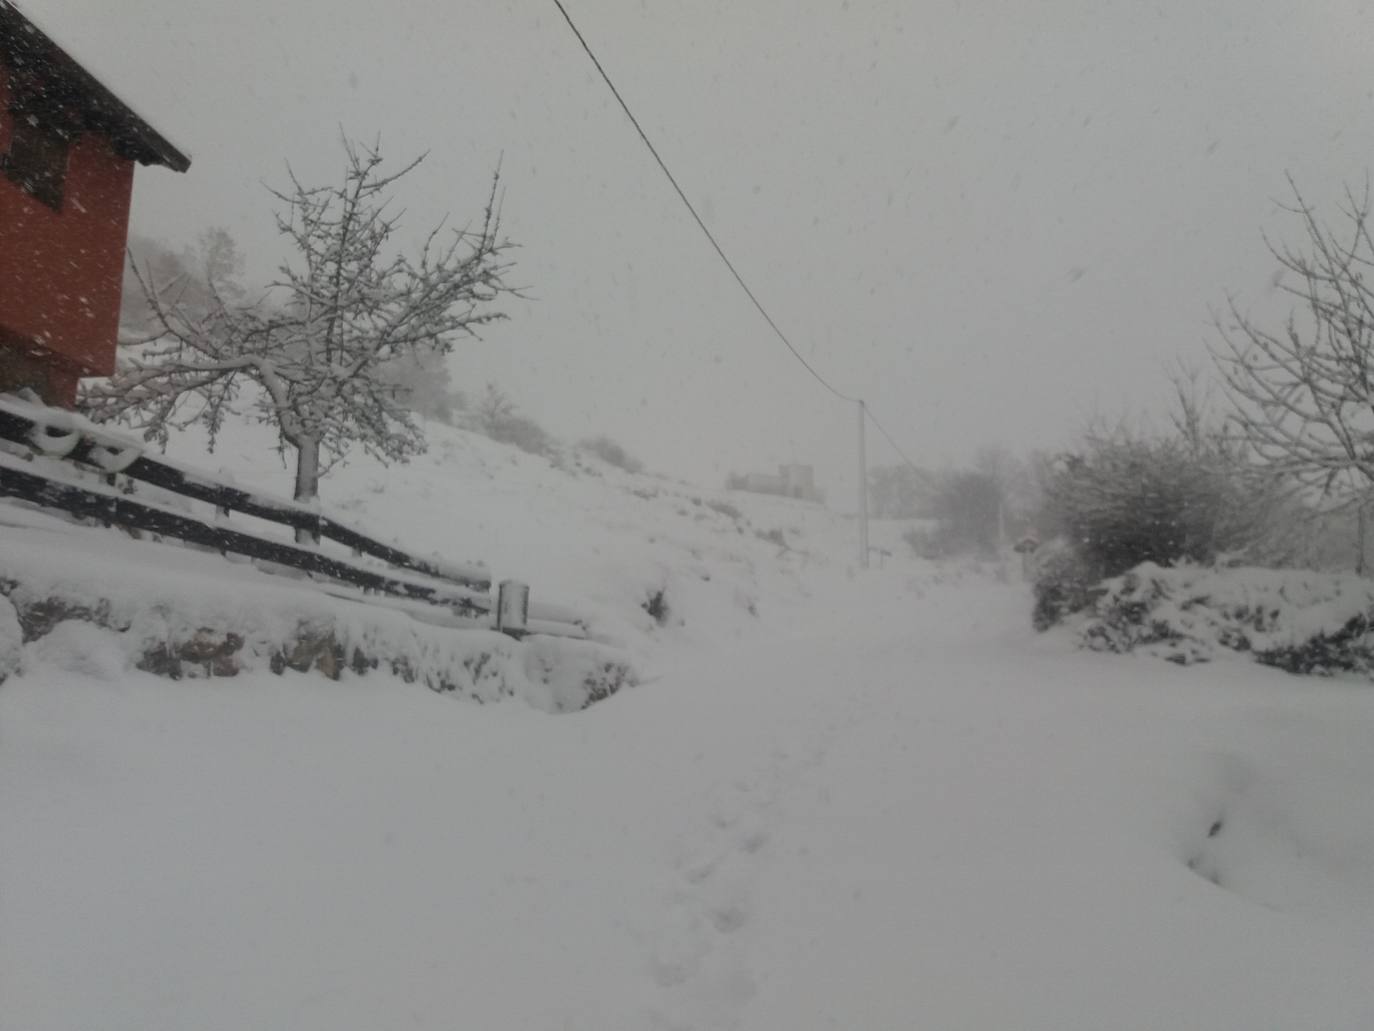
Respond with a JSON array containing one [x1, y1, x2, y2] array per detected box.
[[0, 65, 136, 384]]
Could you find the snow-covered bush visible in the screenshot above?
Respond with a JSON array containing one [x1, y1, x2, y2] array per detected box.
[[1029, 426, 1294, 629], [377, 349, 466, 425], [642, 586, 670, 626], [1042, 430, 1283, 579], [474, 384, 558, 458], [1031, 539, 1105, 631], [580, 435, 644, 474], [901, 524, 929, 558], [485, 412, 557, 458], [1079, 563, 1374, 674], [704, 498, 742, 522]]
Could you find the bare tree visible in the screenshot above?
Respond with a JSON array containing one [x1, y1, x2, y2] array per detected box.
[[120, 228, 247, 337], [475, 382, 516, 430], [1211, 176, 1374, 508], [472, 382, 555, 458], [86, 136, 517, 533]]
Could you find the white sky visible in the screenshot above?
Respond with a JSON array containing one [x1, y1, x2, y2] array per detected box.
[[24, 0, 1374, 502]]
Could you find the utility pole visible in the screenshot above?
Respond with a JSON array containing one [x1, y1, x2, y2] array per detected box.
[[858, 399, 869, 569]]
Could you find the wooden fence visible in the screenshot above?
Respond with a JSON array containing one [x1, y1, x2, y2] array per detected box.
[[0, 394, 587, 640]]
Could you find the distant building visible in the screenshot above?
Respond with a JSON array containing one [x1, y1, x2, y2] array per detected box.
[[728, 463, 825, 504], [0, 1, 189, 405]]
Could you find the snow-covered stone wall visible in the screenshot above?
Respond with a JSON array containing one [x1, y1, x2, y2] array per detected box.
[[0, 518, 633, 711], [1078, 562, 1374, 676]]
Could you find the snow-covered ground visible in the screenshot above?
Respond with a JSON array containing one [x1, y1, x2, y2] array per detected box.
[[3, 419, 1372, 1030]]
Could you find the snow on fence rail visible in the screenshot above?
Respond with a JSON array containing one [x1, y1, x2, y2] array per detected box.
[[0, 394, 587, 641]]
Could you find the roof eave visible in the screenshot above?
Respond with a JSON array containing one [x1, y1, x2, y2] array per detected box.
[[0, 1, 190, 173]]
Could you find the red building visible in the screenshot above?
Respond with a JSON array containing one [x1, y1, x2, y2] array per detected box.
[[0, 1, 188, 405]]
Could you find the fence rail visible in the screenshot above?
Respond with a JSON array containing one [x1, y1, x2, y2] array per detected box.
[[0, 395, 587, 640]]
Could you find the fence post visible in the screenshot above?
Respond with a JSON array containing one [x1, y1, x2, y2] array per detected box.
[[495, 580, 529, 637]]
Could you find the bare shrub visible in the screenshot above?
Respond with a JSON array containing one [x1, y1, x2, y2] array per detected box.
[[1043, 428, 1283, 581], [475, 383, 557, 458], [580, 435, 644, 474]]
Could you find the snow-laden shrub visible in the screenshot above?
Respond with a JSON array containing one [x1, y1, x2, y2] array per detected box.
[[1079, 563, 1374, 674], [901, 524, 934, 558], [704, 498, 742, 522], [642, 586, 670, 626], [1042, 431, 1285, 579], [1030, 426, 1296, 631], [377, 349, 466, 425], [472, 385, 558, 459], [483, 412, 556, 458], [1031, 539, 1105, 631], [580, 435, 644, 474]]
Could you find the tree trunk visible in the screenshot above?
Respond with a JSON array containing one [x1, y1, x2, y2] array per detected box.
[[293, 437, 322, 545]]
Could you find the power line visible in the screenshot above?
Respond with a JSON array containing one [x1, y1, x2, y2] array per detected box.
[[553, 0, 932, 527], [551, 0, 856, 404], [864, 406, 925, 478]]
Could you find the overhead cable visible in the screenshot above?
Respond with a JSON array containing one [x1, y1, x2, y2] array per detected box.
[[552, 0, 857, 403]]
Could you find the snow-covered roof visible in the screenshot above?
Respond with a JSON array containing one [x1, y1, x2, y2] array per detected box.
[[0, 0, 189, 172]]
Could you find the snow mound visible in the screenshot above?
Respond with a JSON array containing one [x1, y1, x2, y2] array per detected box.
[[25, 620, 130, 681], [1182, 740, 1374, 930], [1080, 563, 1374, 674]]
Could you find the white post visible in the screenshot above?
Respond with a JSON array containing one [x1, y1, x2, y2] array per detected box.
[[1359, 504, 1367, 576], [496, 580, 530, 637], [858, 399, 869, 569]]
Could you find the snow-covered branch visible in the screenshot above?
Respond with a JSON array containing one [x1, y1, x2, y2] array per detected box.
[[1211, 176, 1374, 503]]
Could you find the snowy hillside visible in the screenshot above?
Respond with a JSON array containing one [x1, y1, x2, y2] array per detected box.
[[3, 416, 1372, 1031], [150, 416, 893, 669]]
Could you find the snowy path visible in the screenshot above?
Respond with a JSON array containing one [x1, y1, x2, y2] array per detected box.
[[633, 583, 1373, 1031], [4, 578, 1372, 1030]]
